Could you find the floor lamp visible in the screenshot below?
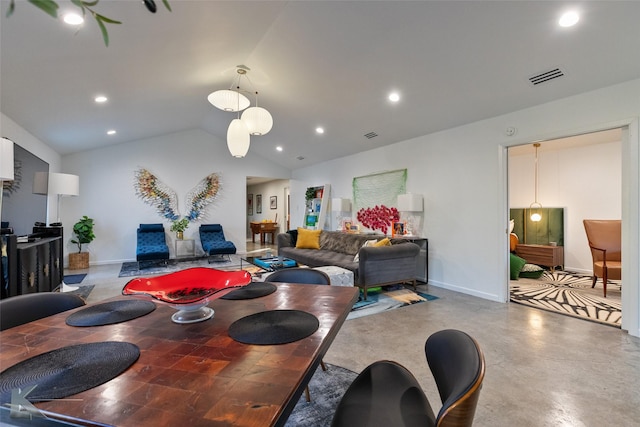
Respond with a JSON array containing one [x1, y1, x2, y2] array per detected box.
[[33, 172, 80, 291], [34, 172, 80, 224]]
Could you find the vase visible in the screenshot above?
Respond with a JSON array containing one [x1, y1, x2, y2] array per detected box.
[[176, 231, 183, 240]]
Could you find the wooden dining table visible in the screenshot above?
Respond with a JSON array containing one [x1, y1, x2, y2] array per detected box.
[[0, 283, 359, 427]]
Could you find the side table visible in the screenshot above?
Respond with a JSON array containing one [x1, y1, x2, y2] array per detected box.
[[175, 239, 195, 258], [515, 244, 564, 271], [390, 236, 428, 283]]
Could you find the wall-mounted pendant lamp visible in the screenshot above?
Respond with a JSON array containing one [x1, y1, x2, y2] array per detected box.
[[208, 66, 273, 158], [0, 137, 15, 221], [0, 138, 14, 181], [529, 143, 542, 222]]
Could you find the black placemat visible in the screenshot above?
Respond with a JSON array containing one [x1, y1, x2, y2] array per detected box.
[[65, 300, 156, 327], [0, 341, 140, 404], [228, 310, 319, 345], [221, 282, 277, 300]]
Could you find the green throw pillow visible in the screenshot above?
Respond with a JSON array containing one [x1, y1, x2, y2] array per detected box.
[[520, 263, 545, 279], [510, 253, 527, 280]]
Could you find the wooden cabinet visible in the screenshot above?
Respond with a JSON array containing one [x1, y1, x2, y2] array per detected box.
[[515, 244, 564, 271], [3, 232, 63, 299]]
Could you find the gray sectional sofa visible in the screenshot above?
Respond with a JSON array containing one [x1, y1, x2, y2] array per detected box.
[[277, 230, 420, 299]]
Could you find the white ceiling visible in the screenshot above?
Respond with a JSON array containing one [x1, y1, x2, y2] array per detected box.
[[2, 1, 639, 170]]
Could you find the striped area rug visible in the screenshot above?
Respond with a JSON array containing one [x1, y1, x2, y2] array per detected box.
[[510, 271, 621, 327]]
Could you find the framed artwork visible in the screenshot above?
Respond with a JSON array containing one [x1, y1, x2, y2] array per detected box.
[[270, 196, 277, 209], [247, 194, 253, 215], [392, 221, 405, 237], [343, 220, 352, 231], [256, 194, 262, 214]]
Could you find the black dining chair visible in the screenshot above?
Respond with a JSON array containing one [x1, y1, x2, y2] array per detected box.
[[0, 292, 86, 331], [266, 267, 331, 285], [266, 267, 331, 402], [331, 329, 485, 427]]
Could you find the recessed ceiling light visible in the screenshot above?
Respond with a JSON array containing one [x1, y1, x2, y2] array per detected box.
[[316, 127, 325, 134], [388, 92, 400, 102], [276, 146, 283, 152], [63, 13, 84, 26], [559, 11, 579, 27], [107, 130, 116, 135], [94, 95, 108, 103]]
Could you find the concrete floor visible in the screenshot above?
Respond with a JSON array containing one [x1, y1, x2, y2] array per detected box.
[[72, 247, 640, 426]]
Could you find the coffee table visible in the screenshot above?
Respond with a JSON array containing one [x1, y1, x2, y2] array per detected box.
[[241, 256, 298, 275]]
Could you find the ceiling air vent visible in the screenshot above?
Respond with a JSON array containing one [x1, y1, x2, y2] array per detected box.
[[364, 132, 378, 139], [529, 68, 565, 86]]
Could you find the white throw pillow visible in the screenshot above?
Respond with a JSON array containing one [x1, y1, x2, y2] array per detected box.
[[353, 239, 379, 262]]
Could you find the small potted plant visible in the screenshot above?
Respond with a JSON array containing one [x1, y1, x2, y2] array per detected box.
[[69, 215, 95, 270], [170, 218, 189, 239]]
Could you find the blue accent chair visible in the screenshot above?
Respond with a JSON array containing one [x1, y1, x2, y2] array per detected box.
[[199, 224, 236, 262], [136, 223, 170, 264]]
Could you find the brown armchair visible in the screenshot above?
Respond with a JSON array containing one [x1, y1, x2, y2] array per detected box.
[[583, 219, 621, 297]]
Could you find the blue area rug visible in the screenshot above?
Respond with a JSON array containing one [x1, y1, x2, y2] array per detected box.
[[63, 274, 86, 284], [348, 285, 438, 320]]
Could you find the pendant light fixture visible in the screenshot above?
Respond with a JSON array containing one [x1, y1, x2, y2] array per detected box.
[[529, 143, 542, 222], [208, 66, 273, 158], [207, 67, 251, 112], [241, 92, 273, 135], [226, 77, 251, 158]]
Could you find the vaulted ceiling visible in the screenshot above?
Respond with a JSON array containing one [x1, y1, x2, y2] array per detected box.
[[2, 1, 639, 169]]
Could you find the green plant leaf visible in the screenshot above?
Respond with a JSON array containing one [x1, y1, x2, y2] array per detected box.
[[95, 15, 110, 46], [28, 0, 59, 18], [6, 0, 16, 18], [95, 13, 121, 24], [81, 0, 100, 7], [162, 0, 172, 12]]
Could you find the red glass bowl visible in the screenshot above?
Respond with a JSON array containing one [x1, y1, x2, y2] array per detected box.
[[122, 267, 251, 324]]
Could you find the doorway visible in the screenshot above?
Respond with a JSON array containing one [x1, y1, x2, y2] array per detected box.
[[507, 128, 623, 327]]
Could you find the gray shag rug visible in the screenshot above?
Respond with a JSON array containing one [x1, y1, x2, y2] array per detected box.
[[285, 363, 357, 427]]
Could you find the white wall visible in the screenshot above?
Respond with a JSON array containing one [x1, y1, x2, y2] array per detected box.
[[509, 138, 622, 273], [61, 128, 290, 263], [291, 78, 640, 336], [246, 179, 289, 238]]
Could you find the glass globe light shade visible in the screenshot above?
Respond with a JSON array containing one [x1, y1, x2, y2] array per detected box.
[[227, 119, 250, 158], [208, 90, 250, 112], [241, 106, 273, 135], [529, 202, 543, 222]]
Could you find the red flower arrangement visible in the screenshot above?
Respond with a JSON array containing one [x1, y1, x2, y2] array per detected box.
[[356, 205, 399, 234]]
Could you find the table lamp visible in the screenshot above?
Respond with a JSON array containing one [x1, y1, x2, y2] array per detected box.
[[332, 198, 351, 231], [397, 193, 423, 236]]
